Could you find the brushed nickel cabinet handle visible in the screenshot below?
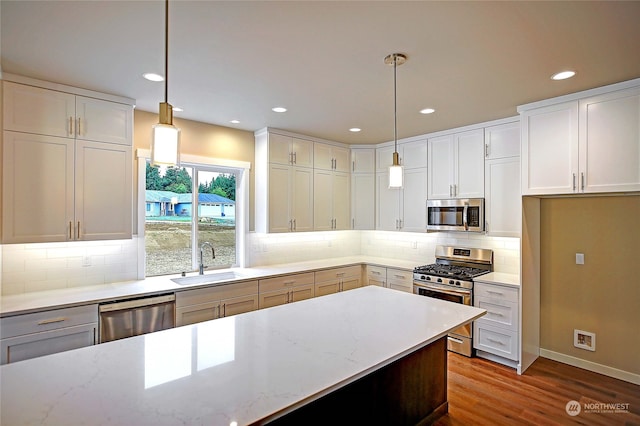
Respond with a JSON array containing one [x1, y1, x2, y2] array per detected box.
[[581, 172, 585, 191], [77, 117, 81, 136], [69, 116, 74, 136], [573, 173, 576, 191], [69, 221, 73, 239], [77, 221, 81, 239]]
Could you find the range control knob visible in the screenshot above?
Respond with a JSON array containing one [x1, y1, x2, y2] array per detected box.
[[420, 275, 426, 280], [437, 278, 443, 283], [426, 276, 431, 281], [455, 281, 461, 286], [449, 280, 454, 285]]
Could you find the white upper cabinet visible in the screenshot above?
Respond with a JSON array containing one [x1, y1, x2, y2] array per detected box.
[[376, 140, 428, 170], [484, 121, 520, 160], [314, 143, 350, 172], [350, 148, 375, 173], [484, 120, 521, 237], [579, 87, 640, 193], [376, 168, 427, 232], [268, 133, 314, 168], [3, 81, 132, 145], [2, 79, 134, 244], [351, 173, 375, 230], [428, 129, 484, 199], [314, 170, 350, 230], [520, 80, 640, 195], [520, 101, 579, 195]]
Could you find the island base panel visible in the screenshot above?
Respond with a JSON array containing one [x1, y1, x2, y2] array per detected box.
[[266, 336, 448, 425]]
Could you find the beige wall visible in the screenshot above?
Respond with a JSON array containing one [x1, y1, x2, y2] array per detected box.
[[540, 195, 640, 375], [133, 110, 256, 231]]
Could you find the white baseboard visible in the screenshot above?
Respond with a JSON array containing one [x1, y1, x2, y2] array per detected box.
[[540, 348, 640, 385]]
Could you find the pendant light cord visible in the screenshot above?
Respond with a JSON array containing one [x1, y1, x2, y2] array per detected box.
[[164, 0, 169, 104], [393, 56, 398, 152]]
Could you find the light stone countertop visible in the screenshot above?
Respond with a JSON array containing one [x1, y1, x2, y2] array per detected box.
[[0, 256, 418, 317], [474, 272, 520, 288], [0, 285, 486, 425]]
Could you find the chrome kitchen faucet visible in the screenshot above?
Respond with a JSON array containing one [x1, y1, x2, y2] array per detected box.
[[199, 242, 216, 275]]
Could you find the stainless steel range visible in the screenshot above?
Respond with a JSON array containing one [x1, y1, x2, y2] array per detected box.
[[413, 245, 493, 357]]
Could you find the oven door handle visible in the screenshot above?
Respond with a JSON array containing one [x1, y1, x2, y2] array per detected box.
[[414, 282, 471, 298], [463, 202, 469, 231]]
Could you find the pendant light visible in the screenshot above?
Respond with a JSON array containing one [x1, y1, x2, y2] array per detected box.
[[385, 53, 406, 188], [151, 0, 180, 167]]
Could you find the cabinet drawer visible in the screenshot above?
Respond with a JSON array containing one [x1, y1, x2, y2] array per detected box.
[[475, 298, 518, 331], [366, 265, 386, 280], [474, 323, 519, 361], [386, 268, 412, 285], [259, 272, 314, 293], [314, 265, 362, 282], [1, 323, 97, 364], [176, 280, 258, 307], [0, 304, 98, 339], [474, 282, 518, 303]]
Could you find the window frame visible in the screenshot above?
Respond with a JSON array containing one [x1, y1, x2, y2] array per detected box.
[[135, 149, 250, 279]]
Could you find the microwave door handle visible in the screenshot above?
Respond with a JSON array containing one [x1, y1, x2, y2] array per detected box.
[[463, 203, 469, 231]]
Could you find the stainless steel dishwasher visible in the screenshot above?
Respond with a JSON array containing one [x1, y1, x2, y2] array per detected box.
[[99, 294, 175, 343]]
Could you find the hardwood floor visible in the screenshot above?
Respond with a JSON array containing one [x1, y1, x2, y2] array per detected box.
[[434, 353, 640, 426]]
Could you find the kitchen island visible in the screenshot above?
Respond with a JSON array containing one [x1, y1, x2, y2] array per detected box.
[[0, 286, 485, 425]]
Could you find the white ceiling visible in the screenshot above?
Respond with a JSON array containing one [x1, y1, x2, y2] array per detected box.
[[2, 1, 640, 145]]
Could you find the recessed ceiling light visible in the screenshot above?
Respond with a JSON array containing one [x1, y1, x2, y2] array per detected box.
[[143, 72, 164, 82], [551, 70, 576, 80], [349, 128, 361, 132], [272, 107, 287, 113], [420, 108, 435, 115], [230, 120, 240, 124]]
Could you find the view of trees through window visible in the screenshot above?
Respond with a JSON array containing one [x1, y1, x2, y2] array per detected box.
[[145, 162, 237, 276]]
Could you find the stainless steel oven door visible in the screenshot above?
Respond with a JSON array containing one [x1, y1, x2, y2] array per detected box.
[[413, 281, 472, 339]]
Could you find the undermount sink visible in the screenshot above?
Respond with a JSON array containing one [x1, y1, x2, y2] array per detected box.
[[171, 271, 247, 286]]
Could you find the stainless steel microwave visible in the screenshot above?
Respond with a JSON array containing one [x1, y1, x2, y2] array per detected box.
[[426, 199, 485, 232]]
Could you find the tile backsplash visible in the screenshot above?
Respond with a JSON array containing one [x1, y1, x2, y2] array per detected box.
[[1, 231, 519, 296], [1, 238, 139, 295]]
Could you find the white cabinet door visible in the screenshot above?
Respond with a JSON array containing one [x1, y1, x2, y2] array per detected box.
[[75, 140, 132, 240], [521, 101, 579, 195], [428, 134, 455, 199], [3, 81, 75, 138], [376, 145, 396, 170], [484, 121, 520, 160], [580, 87, 640, 193], [401, 168, 427, 232], [376, 172, 400, 230], [454, 129, 485, 198], [2, 131, 75, 243], [333, 172, 350, 230], [313, 142, 334, 171], [485, 157, 520, 237], [267, 133, 293, 165], [291, 167, 314, 232], [402, 139, 428, 169], [314, 169, 333, 231], [351, 148, 375, 173], [267, 164, 292, 233], [268, 165, 313, 233], [314, 170, 349, 230], [76, 97, 132, 145], [351, 173, 375, 229], [291, 137, 314, 168]]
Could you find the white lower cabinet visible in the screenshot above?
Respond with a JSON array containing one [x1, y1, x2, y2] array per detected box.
[[0, 304, 98, 364], [175, 281, 258, 326], [314, 265, 362, 297], [258, 272, 315, 309], [473, 281, 519, 362]]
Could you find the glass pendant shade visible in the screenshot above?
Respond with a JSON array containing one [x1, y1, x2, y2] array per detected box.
[[151, 123, 181, 166], [389, 151, 403, 188]]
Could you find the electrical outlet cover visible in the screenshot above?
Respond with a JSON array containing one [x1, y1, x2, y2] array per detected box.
[[574, 329, 596, 351]]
